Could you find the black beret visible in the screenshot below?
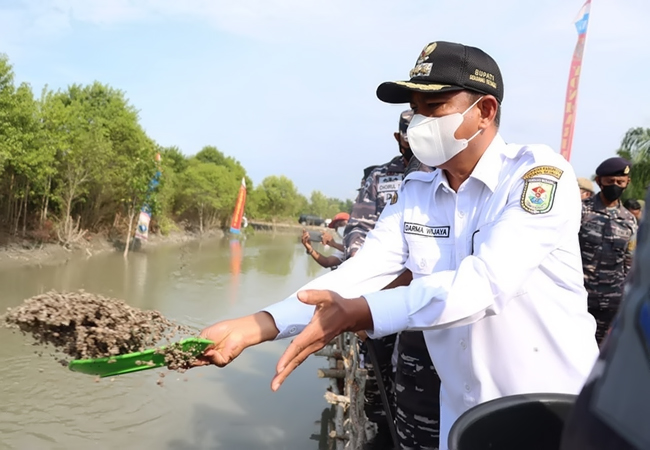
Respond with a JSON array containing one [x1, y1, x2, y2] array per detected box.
[[595, 157, 631, 177]]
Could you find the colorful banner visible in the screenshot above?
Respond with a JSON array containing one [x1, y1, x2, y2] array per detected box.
[[229, 178, 247, 234], [135, 153, 162, 241], [560, 0, 592, 161], [134, 210, 152, 241]]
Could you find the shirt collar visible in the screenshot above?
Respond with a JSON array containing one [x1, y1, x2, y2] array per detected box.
[[469, 133, 507, 193], [431, 133, 507, 194]]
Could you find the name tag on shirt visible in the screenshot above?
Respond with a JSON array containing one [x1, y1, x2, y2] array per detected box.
[[377, 175, 403, 193], [404, 222, 450, 238]]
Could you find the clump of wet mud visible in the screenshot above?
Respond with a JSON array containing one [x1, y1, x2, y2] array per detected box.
[[156, 342, 200, 372], [1, 290, 201, 373]]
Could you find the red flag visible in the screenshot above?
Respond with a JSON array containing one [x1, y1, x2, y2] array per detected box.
[[229, 178, 247, 234]]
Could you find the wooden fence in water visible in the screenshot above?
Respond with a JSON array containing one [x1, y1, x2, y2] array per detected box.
[[310, 332, 375, 450]]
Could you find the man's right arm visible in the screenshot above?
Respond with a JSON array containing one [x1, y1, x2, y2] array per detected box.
[[263, 200, 408, 339], [197, 200, 408, 366]]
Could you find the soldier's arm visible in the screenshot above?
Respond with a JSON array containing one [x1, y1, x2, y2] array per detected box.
[[625, 228, 636, 274], [343, 169, 380, 258]]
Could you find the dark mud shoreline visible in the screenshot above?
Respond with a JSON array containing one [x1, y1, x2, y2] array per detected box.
[[0, 229, 223, 271]]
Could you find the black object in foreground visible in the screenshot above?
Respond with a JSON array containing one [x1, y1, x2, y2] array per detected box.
[[448, 393, 576, 450]]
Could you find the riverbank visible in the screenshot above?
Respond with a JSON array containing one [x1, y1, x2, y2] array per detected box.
[[0, 219, 328, 271], [0, 229, 223, 271]]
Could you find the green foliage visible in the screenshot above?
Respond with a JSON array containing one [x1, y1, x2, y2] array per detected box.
[[617, 127, 650, 201], [0, 53, 354, 241], [176, 161, 240, 231], [252, 175, 302, 221], [160, 145, 188, 173], [156, 214, 179, 236], [305, 190, 352, 219], [195, 145, 253, 189]]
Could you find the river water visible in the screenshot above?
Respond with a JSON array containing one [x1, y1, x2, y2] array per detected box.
[[0, 234, 333, 450]]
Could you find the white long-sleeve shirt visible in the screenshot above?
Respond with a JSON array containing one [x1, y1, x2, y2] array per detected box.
[[263, 134, 599, 449]]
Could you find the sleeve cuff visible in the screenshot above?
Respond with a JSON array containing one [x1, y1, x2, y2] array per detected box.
[[260, 294, 313, 340], [364, 287, 410, 339]]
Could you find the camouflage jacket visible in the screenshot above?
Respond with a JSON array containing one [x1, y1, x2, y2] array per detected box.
[[579, 194, 638, 308], [343, 156, 433, 260]]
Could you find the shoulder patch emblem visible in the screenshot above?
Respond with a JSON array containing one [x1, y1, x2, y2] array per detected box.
[[522, 165, 564, 180], [390, 192, 398, 205], [521, 178, 557, 214]]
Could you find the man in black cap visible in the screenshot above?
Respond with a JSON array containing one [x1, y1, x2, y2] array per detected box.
[[579, 156, 638, 344], [196, 41, 598, 449]]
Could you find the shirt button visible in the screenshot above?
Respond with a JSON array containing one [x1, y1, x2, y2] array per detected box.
[[460, 340, 467, 350], [419, 259, 426, 268], [458, 210, 465, 218], [289, 326, 297, 334], [464, 383, 471, 392]]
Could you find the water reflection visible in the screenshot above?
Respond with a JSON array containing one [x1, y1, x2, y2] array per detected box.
[[0, 233, 331, 450]]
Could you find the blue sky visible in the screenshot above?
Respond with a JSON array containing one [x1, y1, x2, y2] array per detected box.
[[2, 0, 649, 201]]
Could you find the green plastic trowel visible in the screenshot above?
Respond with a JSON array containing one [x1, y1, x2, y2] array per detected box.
[[68, 337, 213, 378]]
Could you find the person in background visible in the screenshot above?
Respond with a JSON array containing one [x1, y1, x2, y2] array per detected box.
[[301, 213, 349, 269], [623, 198, 643, 222], [578, 177, 595, 200], [320, 212, 350, 253], [579, 157, 638, 344], [560, 188, 650, 450]]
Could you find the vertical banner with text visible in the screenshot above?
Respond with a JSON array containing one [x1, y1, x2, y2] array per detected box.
[[560, 0, 592, 161]]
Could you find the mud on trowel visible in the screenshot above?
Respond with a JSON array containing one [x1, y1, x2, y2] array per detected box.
[[68, 337, 213, 378]]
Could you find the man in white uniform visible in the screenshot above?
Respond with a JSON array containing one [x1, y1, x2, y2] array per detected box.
[[196, 41, 599, 449]]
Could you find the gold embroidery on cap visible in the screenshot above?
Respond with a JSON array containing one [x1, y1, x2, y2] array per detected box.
[[409, 63, 432, 78], [393, 81, 451, 91], [469, 69, 497, 89], [415, 42, 437, 65], [624, 166, 630, 175]]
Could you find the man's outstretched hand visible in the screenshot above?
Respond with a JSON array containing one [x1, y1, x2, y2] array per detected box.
[[193, 312, 280, 368], [271, 290, 372, 391]]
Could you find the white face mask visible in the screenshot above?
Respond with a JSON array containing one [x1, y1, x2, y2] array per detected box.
[[406, 96, 483, 167], [336, 226, 346, 237]]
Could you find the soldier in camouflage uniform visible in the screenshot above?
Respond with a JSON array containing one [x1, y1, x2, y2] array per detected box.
[[560, 186, 650, 450], [579, 157, 638, 345], [344, 110, 441, 450]]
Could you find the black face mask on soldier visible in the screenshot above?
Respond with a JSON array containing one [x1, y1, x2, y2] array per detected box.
[[400, 144, 413, 163], [600, 184, 625, 202]]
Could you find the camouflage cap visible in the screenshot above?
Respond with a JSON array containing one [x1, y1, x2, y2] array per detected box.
[[399, 109, 414, 141], [595, 157, 631, 177], [577, 177, 594, 193]]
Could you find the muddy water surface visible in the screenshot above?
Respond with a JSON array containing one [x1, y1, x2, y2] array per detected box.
[[0, 234, 331, 450]]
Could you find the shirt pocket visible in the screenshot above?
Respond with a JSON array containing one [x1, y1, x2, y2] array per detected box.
[[405, 238, 453, 276]]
